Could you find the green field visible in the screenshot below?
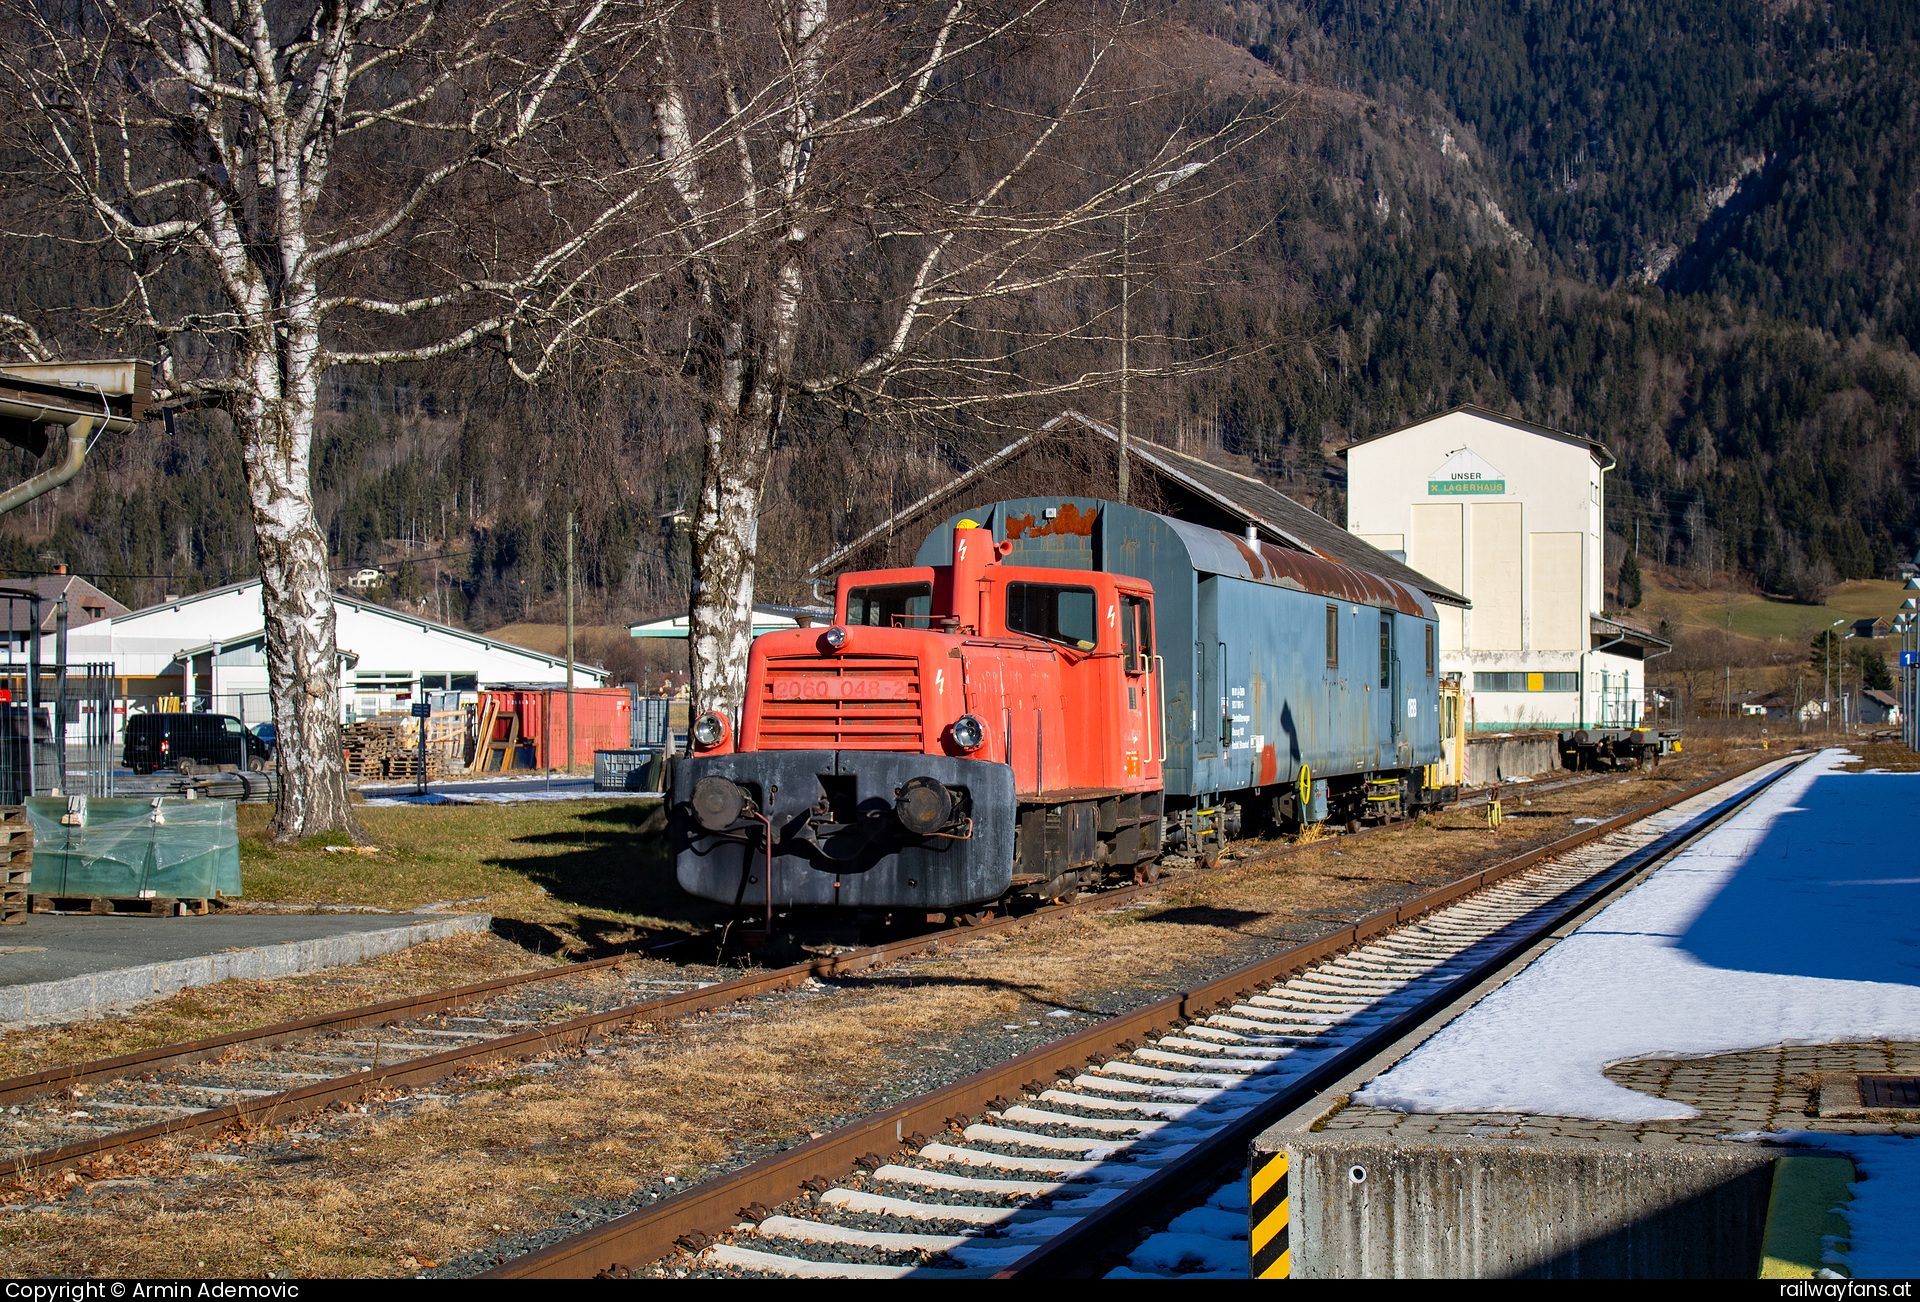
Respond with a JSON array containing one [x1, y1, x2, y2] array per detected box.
[[1638, 575, 1910, 650]]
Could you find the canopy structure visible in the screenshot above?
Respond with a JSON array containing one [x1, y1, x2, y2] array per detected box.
[[628, 603, 828, 640]]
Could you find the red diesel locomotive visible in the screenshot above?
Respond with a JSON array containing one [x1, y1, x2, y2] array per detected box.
[[671, 497, 1449, 916]]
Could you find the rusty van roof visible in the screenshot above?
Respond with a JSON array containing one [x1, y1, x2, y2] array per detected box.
[[1161, 517, 1434, 617]]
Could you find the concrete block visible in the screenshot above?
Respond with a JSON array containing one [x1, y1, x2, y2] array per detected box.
[[1466, 732, 1562, 786], [149, 959, 195, 997], [1255, 1126, 1785, 1278], [92, 967, 156, 1011]]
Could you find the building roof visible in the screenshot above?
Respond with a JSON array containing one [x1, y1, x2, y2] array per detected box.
[[807, 410, 1468, 607], [1336, 403, 1617, 469], [1864, 688, 1899, 708], [1850, 617, 1890, 638], [106, 579, 600, 675], [0, 575, 130, 633]]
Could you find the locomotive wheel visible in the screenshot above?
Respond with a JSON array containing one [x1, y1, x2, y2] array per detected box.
[[1132, 861, 1161, 885], [954, 909, 996, 928], [1199, 847, 1220, 870], [1345, 818, 1361, 835]]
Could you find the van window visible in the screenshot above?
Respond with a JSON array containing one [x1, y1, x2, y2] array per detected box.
[[1006, 583, 1098, 650]]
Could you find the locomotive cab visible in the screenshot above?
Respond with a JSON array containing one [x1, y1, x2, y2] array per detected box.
[[672, 523, 1163, 912]]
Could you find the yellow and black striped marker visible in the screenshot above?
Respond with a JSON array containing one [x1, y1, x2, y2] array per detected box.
[[1250, 1151, 1290, 1278]]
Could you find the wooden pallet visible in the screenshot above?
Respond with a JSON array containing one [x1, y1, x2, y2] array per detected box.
[[30, 894, 210, 917], [384, 753, 444, 779], [0, 807, 28, 926]]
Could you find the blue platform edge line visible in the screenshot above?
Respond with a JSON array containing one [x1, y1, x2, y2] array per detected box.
[[0, 913, 491, 1025]]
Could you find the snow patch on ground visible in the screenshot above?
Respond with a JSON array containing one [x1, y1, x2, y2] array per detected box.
[[1355, 750, 1920, 1122], [1108, 1176, 1251, 1278]]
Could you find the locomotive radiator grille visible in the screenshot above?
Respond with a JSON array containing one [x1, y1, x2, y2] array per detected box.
[[759, 655, 924, 749]]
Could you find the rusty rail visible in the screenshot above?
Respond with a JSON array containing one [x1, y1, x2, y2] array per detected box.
[[482, 750, 1803, 1279]]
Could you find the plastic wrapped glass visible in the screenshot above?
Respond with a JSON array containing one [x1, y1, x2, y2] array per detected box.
[[24, 796, 242, 901]]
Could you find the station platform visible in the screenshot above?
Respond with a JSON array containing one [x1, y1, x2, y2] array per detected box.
[[1254, 749, 1920, 1279], [0, 909, 491, 1025]]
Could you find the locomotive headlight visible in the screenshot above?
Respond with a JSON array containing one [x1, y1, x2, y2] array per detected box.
[[822, 625, 848, 650], [691, 710, 729, 750], [950, 713, 986, 752]]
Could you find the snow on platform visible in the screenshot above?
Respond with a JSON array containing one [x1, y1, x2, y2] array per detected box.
[[1350, 748, 1920, 1276], [1356, 749, 1920, 1122]]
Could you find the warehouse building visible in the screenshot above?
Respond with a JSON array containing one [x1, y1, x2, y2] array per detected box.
[[1342, 406, 1667, 731], [65, 579, 603, 736]]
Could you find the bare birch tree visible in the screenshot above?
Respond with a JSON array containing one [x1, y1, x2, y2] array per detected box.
[[0, 0, 664, 838], [602, 0, 1290, 725]]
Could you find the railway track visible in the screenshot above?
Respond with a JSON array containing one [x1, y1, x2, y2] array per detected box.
[[0, 824, 1335, 1178], [0, 761, 1716, 1234], [479, 750, 1805, 1280]]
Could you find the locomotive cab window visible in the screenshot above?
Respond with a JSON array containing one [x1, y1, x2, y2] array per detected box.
[[1325, 604, 1339, 669], [1121, 594, 1152, 673], [1379, 614, 1392, 688], [1425, 625, 1435, 677], [846, 583, 932, 628], [1007, 583, 1098, 650]]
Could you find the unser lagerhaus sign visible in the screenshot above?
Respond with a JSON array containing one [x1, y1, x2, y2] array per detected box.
[[1427, 447, 1505, 495]]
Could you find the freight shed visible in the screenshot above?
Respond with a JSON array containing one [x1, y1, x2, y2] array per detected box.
[[809, 409, 1468, 618]]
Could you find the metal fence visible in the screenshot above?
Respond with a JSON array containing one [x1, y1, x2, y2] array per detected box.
[[632, 694, 672, 749]]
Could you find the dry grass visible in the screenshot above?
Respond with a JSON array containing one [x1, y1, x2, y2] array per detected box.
[[0, 738, 1772, 1278], [236, 798, 729, 960], [0, 932, 565, 1081]]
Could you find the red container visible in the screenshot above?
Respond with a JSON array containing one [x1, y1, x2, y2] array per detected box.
[[479, 687, 630, 768]]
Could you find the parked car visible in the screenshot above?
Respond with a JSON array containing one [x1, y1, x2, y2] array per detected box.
[[250, 722, 276, 759], [123, 713, 271, 775]]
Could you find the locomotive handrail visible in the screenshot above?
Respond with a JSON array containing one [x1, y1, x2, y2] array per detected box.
[[1153, 652, 1167, 762]]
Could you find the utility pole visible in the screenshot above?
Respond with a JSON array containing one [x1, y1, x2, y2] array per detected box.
[[565, 509, 576, 775], [1117, 207, 1130, 505]]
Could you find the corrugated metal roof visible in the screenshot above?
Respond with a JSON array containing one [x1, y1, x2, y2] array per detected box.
[[1123, 428, 1464, 606]]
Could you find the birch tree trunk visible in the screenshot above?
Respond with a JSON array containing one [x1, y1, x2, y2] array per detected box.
[[233, 317, 355, 839], [689, 411, 771, 724]]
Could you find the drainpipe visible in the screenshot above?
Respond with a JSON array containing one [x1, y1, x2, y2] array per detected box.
[[0, 410, 97, 518]]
